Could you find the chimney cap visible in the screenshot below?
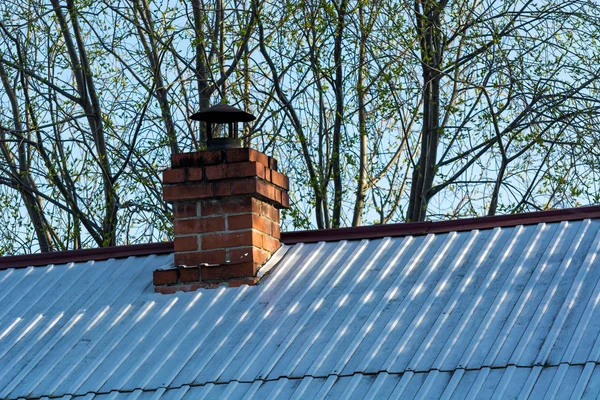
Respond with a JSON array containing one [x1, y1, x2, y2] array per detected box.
[[190, 104, 256, 124]]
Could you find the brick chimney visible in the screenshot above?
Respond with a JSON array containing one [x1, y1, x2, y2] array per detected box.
[[154, 147, 289, 293]]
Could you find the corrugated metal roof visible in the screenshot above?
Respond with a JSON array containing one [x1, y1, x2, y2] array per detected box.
[[28, 366, 600, 399], [2, 218, 600, 399]]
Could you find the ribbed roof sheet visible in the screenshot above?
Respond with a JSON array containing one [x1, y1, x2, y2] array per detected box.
[[2, 219, 600, 399]]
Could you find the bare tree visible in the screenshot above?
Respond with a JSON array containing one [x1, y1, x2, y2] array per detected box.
[[1, 0, 600, 254]]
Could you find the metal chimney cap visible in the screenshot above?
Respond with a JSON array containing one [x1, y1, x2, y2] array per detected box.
[[190, 104, 256, 123]]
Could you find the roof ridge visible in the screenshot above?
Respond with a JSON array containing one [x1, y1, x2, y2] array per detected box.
[[0, 242, 173, 271], [283, 205, 600, 244], [1, 205, 599, 270]]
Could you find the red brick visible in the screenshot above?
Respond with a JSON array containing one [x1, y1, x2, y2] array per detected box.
[[185, 283, 205, 292], [205, 162, 264, 180], [229, 246, 270, 264], [262, 234, 280, 253], [231, 178, 257, 195], [174, 201, 198, 218], [200, 197, 261, 216], [172, 151, 223, 167], [205, 164, 225, 180], [199, 199, 223, 216], [203, 283, 222, 289], [163, 182, 214, 201], [156, 286, 179, 294], [253, 248, 270, 264], [227, 213, 253, 231], [268, 156, 278, 171], [252, 230, 264, 248], [201, 230, 261, 250], [260, 165, 268, 180], [252, 163, 267, 179], [271, 221, 281, 239], [201, 262, 257, 280], [155, 283, 204, 294], [225, 148, 269, 167], [261, 203, 280, 222], [271, 170, 289, 190], [227, 278, 259, 287], [256, 180, 277, 202], [164, 148, 287, 291], [174, 216, 225, 235], [187, 167, 203, 181], [254, 215, 272, 234], [179, 267, 200, 283], [174, 250, 226, 266], [274, 189, 282, 204], [163, 168, 186, 184], [230, 178, 279, 205], [281, 192, 290, 208], [228, 246, 255, 263], [223, 197, 261, 214], [215, 181, 231, 197], [174, 235, 198, 252], [153, 269, 178, 286], [227, 213, 271, 234]]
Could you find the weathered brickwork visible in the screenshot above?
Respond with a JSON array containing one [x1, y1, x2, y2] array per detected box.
[[155, 148, 288, 293]]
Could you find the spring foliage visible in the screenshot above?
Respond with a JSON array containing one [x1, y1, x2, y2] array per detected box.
[[1, 0, 600, 253]]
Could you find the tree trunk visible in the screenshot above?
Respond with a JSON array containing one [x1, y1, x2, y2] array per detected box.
[[352, 2, 367, 227], [53, 0, 118, 246], [192, 0, 211, 146], [134, 0, 180, 155], [406, 0, 445, 222], [331, 0, 348, 227], [0, 62, 54, 252]]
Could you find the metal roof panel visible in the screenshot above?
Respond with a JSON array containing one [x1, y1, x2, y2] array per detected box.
[[2, 219, 600, 398]]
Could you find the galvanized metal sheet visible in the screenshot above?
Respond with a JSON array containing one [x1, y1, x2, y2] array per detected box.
[[2, 219, 600, 398], [26, 366, 600, 399]]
